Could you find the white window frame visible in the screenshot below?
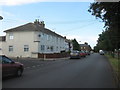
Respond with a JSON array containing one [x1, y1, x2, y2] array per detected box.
[[41, 45, 45, 51], [47, 35, 49, 41], [9, 33, 14, 40], [24, 45, 29, 52]]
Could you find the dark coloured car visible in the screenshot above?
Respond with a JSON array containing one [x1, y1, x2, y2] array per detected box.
[[0, 55, 24, 78], [70, 50, 81, 59], [85, 51, 90, 55]]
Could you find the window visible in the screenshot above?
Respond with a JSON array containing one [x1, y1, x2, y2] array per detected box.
[[49, 35, 52, 40], [56, 37, 58, 43], [47, 35, 49, 41], [41, 45, 45, 51], [24, 45, 29, 52], [50, 46, 54, 51], [9, 46, 13, 52], [9, 33, 14, 39], [56, 46, 58, 51]]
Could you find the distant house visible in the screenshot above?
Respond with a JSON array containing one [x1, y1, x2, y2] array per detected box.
[[80, 42, 92, 51], [1, 20, 71, 58]]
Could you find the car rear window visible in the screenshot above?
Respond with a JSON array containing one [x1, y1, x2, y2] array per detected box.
[[1, 56, 13, 64]]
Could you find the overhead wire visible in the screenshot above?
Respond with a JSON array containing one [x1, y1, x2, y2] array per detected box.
[[57, 21, 101, 35]]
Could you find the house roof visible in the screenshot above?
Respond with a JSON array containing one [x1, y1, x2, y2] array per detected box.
[[4, 22, 66, 39], [80, 44, 90, 47], [4, 23, 38, 32]]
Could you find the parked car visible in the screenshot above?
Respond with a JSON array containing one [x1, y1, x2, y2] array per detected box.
[[80, 50, 86, 57], [0, 55, 24, 78], [70, 50, 81, 59], [99, 50, 105, 55], [85, 50, 90, 55]]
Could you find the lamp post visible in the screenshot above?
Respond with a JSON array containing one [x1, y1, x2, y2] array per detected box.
[[0, 16, 3, 20]]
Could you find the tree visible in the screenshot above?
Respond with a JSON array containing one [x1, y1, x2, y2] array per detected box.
[[88, 2, 120, 51], [71, 39, 80, 51], [0, 16, 3, 20]]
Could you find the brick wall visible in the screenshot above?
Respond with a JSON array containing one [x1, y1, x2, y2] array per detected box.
[[38, 53, 70, 58]]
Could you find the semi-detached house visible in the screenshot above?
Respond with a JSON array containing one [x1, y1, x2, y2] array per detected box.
[[0, 20, 72, 58]]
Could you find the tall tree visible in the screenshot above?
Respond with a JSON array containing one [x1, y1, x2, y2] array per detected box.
[[88, 2, 120, 51], [72, 39, 80, 51]]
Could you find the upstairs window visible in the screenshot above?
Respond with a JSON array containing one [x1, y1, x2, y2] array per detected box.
[[81, 47, 83, 49], [47, 35, 49, 41], [9, 33, 14, 40], [24, 45, 29, 52]]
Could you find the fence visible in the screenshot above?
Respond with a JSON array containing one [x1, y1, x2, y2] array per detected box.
[[38, 52, 70, 58]]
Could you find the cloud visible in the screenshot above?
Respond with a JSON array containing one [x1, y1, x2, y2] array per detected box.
[[0, 0, 95, 6], [0, 0, 44, 6]]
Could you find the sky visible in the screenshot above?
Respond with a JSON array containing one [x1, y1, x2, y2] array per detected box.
[[0, 0, 105, 49]]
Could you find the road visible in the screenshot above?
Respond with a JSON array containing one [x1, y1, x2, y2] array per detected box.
[[2, 53, 116, 88]]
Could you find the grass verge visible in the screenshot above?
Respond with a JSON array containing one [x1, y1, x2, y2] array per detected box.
[[105, 54, 119, 87]]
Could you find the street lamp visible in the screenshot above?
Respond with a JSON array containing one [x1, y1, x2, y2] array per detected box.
[[0, 16, 3, 20]]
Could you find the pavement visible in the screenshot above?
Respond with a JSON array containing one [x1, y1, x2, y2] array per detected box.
[[10, 57, 70, 61]]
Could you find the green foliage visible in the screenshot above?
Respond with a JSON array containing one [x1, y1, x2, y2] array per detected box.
[[71, 39, 80, 51], [88, 2, 120, 51], [106, 54, 119, 81]]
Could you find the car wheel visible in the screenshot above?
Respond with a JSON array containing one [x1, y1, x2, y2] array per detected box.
[[16, 68, 23, 77]]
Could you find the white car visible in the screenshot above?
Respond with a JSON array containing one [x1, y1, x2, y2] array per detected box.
[[99, 50, 104, 55]]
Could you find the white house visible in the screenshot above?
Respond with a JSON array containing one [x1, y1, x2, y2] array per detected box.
[[0, 36, 6, 55], [1, 20, 72, 58]]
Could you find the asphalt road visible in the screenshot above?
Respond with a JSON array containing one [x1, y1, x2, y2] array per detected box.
[[2, 53, 116, 88]]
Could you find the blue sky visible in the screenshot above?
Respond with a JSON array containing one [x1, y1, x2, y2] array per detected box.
[[0, 1, 105, 48]]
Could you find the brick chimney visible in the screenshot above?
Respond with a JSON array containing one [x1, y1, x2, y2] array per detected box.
[[39, 21, 45, 28], [34, 19, 45, 28]]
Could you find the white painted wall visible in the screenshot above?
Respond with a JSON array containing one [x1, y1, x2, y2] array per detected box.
[[0, 42, 3, 55], [2, 31, 38, 58], [1, 30, 69, 58], [37, 32, 67, 54]]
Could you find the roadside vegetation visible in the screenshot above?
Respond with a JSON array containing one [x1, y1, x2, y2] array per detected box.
[[105, 54, 120, 86], [106, 54, 119, 75]]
